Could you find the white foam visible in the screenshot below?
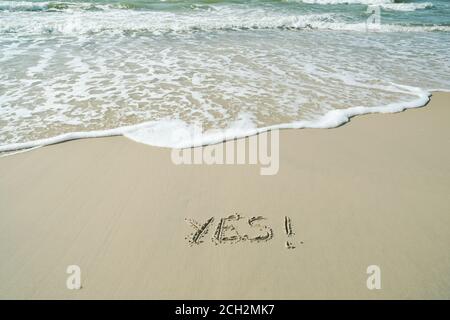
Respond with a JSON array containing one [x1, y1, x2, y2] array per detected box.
[[2, 0, 428, 14], [1, 5, 449, 36], [299, 0, 434, 12], [0, 3, 448, 155], [0, 1, 49, 12], [380, 3, 433, 12], [0, 85, 433, 153], [0, 146, 41, 158], [299, 0, 393, 5], [0, 1, 118, 12]]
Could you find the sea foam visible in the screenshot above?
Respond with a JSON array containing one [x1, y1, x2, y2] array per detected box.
[[0, 1, 449, 154], [0, 85, 432, 153]]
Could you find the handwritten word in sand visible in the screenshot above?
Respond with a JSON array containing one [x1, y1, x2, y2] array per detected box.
[[185, 214, 300, 249]]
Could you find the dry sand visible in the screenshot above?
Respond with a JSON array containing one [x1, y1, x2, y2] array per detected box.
[[0, 92, 449, 299]]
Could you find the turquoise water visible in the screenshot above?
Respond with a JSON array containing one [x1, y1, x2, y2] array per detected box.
[[1, 1, 450, 31], [0, 1, 449, 149]]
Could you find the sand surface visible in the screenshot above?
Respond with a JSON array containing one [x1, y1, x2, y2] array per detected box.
[[0, 93, 449, 299]]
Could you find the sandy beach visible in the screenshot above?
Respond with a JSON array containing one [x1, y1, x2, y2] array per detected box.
[[0, 92, 449, 299]]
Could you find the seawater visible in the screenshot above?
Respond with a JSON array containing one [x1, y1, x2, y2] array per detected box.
[[0, 0, 449, 150]]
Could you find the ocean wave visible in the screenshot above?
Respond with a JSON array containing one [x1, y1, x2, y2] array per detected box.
[[0, 85, 432, 153], [1, 0, 447, 36], [295, 0, 434, 11], [0, 1, 124, 12], [0, 1, 50, 11], [0, 0, 435, 13], [380, 3, 434, 12], [298, 0, 394, 5], [1, 10, 449, 36]]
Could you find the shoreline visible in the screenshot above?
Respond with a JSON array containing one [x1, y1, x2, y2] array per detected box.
[[0, 86, 435, 154], [0, 92, 449, 299]]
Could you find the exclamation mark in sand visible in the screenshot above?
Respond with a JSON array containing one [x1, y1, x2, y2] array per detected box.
[[284, 216, 296, 249]]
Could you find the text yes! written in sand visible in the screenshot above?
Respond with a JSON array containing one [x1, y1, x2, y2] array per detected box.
[[185, 214, 301, 249]]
